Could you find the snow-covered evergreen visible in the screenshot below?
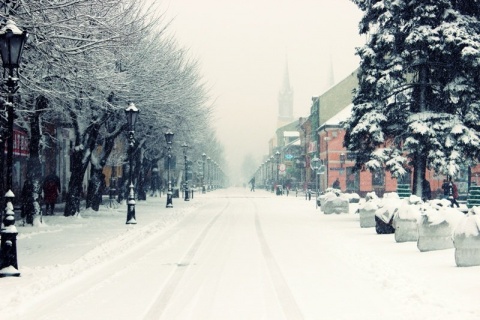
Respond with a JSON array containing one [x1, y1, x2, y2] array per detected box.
[[345, 0, 480, 196]]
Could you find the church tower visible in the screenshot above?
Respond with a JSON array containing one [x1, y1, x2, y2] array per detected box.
[[277, 59, 294, 128]]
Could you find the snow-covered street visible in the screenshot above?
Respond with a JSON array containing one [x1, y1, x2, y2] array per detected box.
[[2, 188, 480, 320]]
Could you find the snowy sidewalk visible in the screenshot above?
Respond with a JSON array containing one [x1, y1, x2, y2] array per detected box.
[[1, 193, 213, 316], [1, 188, 286, 317]]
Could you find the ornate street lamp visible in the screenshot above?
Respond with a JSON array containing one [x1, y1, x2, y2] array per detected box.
[[202, 153, 206, 193], [0, 19, 28, 278], [265, 159, 270, 191], [311, 157, 320, 208], [165, 130, 174, 208], [181, 142, 189, 201], [124, 103, 139, 224], [206, 157, 211, 191], [213, 161, 218, 190], [275, 151, 281, 192], [270, 155, 274, 192]]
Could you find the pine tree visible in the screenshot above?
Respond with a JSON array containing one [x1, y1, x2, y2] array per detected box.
[[345, 0, 480, 196]]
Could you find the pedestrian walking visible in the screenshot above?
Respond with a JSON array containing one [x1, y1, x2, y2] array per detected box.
[[42, 173, 61, 215], [332, 178, 340, 189], [441, 179, 449, 199], [447, 179, 460, 208], [249, 177, 255, 192]]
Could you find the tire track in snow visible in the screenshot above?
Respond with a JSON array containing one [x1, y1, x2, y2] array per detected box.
[[252, 200, 305, 320], [144, 200, 231, 319]]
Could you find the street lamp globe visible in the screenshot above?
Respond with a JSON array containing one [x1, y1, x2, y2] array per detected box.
[[164, 130, 174, 145], [0, 19, 28, 70], [124, 102, 139, 133]]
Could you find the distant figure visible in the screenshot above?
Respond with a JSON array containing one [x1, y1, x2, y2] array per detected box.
[[150, 166, 161, 197], [43, 173, 61, 215], [332, 178, 340, 189], [441, 179, 449, 199], [249, 177, 255, 192], [447, 179, 460, 208], [422, 179, 431, 202]]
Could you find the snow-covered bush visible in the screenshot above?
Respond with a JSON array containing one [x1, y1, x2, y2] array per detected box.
[[365, 191, 378, 202], [322, 195, 349, 214], [375, 193, 402, 234], [345, 193, 360, 203], [453, 207, 480, 267], [417, 201, 464, 252], [359, 201, 378, 228], [318, 192, 337, 208], [392, 196, 423, 243]]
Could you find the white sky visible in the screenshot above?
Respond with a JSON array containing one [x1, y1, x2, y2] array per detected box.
[[158, 0, 365, 181]]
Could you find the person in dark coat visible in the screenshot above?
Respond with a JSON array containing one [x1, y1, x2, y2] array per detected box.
[[332, 178, 340, 189], [43, 173, 61, 215], [441, 179, 449, 199], [447, 179, 460, 208]]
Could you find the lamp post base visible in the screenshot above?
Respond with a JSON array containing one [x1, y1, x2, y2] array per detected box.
[[126, 183, 137, 224], [166, 192, 173, 208], [0, 232, 20, 277], [0, 195, 20, 278]]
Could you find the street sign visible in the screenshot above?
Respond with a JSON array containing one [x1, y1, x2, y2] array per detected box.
[[279, 163, 286, 172]]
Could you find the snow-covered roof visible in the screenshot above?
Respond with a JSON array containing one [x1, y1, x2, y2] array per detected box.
[[319, 104, 353, 130], [283, 131, 300, 137]]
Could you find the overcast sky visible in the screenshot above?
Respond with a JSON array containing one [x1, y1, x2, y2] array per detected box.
[[158, 0, 365, 182]]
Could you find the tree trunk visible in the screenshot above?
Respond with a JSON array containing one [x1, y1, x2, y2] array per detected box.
[[64, 148, 87, 216], [21, 96, 45, 225], [86, 168, 105, 211], [85, 123, 121, 211], [413, 61, 428, 198], [0, 124, 5, 224], [64, 116, 101, 216]]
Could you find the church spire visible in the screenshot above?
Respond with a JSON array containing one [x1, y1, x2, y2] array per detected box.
[[281, 59, 291, 93], [277, 56, 294, 128]]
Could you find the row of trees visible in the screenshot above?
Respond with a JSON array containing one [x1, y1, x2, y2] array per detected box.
[[344, 0, 480, 197], [1, 0, 225, 223]]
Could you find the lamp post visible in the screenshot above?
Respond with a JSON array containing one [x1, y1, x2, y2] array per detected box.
[[270, 155, 274, 192], [181, 142, 189, 201], [0, 19, 28, 278], [206, 157, 211, 191], [311, 157, 320, 208], [124, 103, 139, 224], [213, 161, 218, 190], [165, 131, 174, 208], [202, 153, 206, 193], [275, 150, 281, 196]]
